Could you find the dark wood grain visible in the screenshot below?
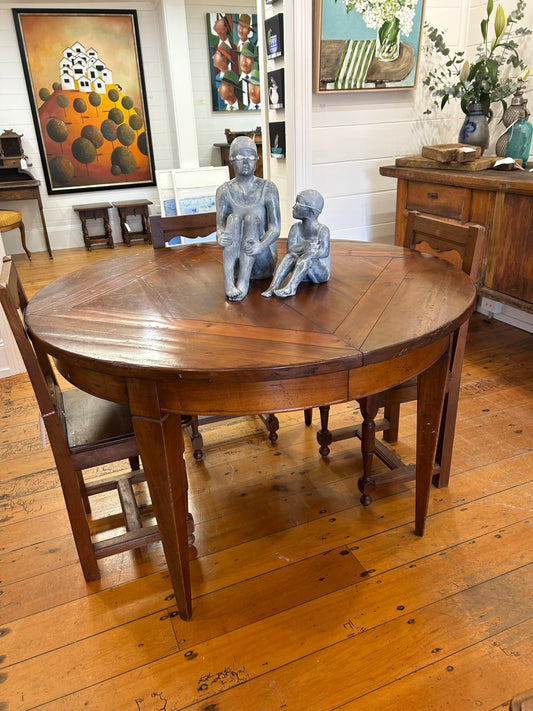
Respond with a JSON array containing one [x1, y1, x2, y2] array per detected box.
[[24, 240, 477, 619], [380, 164, 533, 311]]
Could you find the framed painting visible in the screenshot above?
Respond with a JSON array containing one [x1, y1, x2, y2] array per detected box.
[[313, 0, 425, 93], [269, 121, 286, 158], [206, 12, 260, 112], [268, 69, 285, 109], [265, 13, 284, 60], [12, 9, 155, 194]]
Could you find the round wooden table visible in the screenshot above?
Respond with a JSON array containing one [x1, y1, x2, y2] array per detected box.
[[25, 240, 477, 619]]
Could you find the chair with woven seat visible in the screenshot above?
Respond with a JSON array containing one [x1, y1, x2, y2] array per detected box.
[[0, 256, 161, 582], [317, 211, 486, 505], [0, 209, 31, 260]]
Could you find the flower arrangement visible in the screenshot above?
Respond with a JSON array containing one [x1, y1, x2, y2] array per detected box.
[[423, 0, 531, 117], [343, 0, 418, 36], [338, 0, 420, 61]]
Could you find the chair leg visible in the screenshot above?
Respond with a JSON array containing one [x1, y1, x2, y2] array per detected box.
[[304, 408, 313, 425], [433, 321, 468, 488], [263, 413, 279, 442], [59, 463, 100, 581], [187, 416, 204, 461], [19, 222, 32, 261], [129, 455, 140, 471], [317, 405, 332, 456], [382, 402, 400, 443], [357, 397, 380, 506], [76, 469, 91, 514]]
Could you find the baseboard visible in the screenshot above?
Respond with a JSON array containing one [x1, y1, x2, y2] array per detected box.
[[476, 297, 533, 334]]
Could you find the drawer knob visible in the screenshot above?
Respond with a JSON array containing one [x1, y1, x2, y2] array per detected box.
[[427, 192, 439, 200]]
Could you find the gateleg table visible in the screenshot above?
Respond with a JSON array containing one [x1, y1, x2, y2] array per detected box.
[[25, 240, 477, 619]]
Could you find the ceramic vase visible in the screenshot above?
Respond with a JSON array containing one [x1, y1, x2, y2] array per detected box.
[[458, 103, 490, 154], [376, 17, 400, 62]]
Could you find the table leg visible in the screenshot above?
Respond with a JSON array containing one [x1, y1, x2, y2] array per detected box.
[[35, 191, 53, 259], [415, 345, 450, 536], [127, 380, 193, 620]]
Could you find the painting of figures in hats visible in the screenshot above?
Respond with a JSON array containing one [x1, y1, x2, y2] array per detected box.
[[206, 12, 260, 111]]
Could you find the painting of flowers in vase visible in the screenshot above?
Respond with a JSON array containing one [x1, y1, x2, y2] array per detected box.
[[313, 0, 425, 92]]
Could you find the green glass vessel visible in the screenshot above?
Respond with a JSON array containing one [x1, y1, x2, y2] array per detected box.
[[505, 118, 532, 167]]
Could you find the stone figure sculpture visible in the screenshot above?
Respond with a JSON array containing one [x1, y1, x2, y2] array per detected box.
[[262, 189, 330, 298], [216, 135, 281, 301]]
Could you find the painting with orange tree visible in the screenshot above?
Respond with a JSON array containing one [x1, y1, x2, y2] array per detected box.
[[12, 9, 155, 194]]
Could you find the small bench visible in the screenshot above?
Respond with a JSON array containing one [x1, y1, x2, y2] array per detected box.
[[112, 199, 153, 246], [73, 203, 113, 251]]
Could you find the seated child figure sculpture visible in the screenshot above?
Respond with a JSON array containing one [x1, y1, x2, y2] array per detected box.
[[262, 189, 330, 298], [216, 136, 281, 301]]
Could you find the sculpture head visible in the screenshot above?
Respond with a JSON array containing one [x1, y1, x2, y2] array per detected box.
[[293, 189, 324, 219], [229, 136, 258, 176]]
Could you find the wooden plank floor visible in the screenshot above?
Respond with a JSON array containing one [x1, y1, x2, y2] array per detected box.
[[1, 244, 532, 711]]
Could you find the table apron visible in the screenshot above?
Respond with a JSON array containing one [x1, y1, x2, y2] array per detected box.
[[54, 337, 450, 417]]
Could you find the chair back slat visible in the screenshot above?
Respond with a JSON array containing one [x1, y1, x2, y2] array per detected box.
[[403, 211, 486, 280], [0, 257, 60, 416], [149, 213, 217, 249]]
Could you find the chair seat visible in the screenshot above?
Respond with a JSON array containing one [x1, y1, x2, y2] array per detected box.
[[0, 209, 22, 228], [62, 388, 134, 451]]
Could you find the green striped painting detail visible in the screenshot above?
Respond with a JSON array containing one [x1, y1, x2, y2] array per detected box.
[[334, 40, 376, 90]]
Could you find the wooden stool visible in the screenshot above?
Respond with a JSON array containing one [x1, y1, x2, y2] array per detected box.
[[112, 199, 153, 246], [0, 209, 30, 260], [73, 203, 114, 251]]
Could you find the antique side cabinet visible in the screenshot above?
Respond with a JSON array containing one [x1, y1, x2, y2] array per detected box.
[[380, 165, 533, 313]]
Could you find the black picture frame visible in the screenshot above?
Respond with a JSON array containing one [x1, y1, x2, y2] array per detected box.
[[269, 121, 286, 158], [265, 13, 284, 60], [267, 69, 285, 109], [12, 8, 156, 194]]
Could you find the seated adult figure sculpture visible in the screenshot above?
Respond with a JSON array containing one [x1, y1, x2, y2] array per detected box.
[[262, 189, 330, 298], [216, 136, 281, 300]]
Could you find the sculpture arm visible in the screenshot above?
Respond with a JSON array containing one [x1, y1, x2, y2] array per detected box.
[[260, 181, 281, 248], [215, 183, 234, 247]]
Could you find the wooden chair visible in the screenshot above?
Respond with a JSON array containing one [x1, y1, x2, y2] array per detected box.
[[0, 256, 160, 582], [317, 211, 486, 505], [0, 209, 31, 260], [149, 212, 282, 459]]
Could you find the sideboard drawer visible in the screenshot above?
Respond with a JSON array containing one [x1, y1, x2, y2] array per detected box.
[[406, 182, 467, 221]]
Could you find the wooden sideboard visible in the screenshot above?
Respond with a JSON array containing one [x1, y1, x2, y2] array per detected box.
[[380, 165, 533, 313]]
